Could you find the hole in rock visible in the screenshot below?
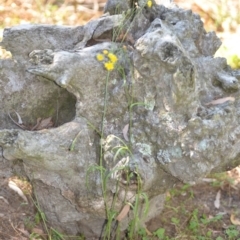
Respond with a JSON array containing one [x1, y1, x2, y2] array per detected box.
[[54, 89, 77, 126], [32, 87, 77, 128], [121, 170, 140, 186], [6, 85, 77, 130], [143, 156, 150, 163]]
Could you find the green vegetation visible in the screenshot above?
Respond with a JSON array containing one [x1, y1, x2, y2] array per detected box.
[[85, 4, 159, 239], [29, 195, 83, 240], [216, 45, 240, 69]]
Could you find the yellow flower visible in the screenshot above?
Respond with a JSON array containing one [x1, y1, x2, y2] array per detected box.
[[147, 0, 152, 7], [107, 53, 118, 64], [104, 61, 115, 71], [96, 53, 104, 61], [103, 50, 109, 55]]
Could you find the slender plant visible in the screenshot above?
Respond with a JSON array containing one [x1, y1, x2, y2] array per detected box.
[[86, 2, 155, 239]]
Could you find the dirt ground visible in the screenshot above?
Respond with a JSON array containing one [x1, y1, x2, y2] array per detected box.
[[0, 176, 36, 240], [1, 0, 240, 239], [1, 166, 240, 239], [147, 169, 240, 239]]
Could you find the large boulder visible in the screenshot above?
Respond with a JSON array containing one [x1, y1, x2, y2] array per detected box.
[[0, 1, 240, 238]]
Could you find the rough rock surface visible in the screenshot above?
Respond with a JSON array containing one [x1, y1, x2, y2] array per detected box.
[[0, 1, 240, 238]]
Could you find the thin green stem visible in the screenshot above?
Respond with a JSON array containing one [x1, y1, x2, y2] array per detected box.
[[101, 71, 110, 138], [99, 71, 111, 240], [30, 194, 50, 238]]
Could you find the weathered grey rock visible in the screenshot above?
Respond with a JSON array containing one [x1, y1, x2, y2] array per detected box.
[[0, 1, 240, 238], [104, 0, 131, 15]]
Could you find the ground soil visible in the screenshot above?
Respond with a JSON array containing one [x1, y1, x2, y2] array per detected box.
[[1, 168, 240, 239], [147, 168, 240, 239]]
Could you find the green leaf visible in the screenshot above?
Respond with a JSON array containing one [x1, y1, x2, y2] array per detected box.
[[171, 217, 180, 225], [226, 225, 239, 238], [153, 228, 165, 238]]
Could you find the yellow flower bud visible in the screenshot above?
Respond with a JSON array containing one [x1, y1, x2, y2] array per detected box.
[[107, 53, 118, 64], [104, 61, 115, 71], [103, 50, 109, 55], [147, 0, 152, 8], [96, 53, 104, 61]]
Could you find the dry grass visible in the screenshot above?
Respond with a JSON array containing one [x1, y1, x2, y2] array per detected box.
[[0, 0, 104, 27], [175, 0, 240, 33], [175, 0, 240, 68]]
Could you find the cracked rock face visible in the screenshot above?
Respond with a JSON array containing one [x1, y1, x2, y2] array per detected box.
[[0, 1, 240, 238]]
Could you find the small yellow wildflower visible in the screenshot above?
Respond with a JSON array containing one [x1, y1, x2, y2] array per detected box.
[[103, 50, 109, 55], [96, 53, 104, 61], [104, 61, 115, 71], [107, 53, 118, 64], [147, 0, 152, 8]]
